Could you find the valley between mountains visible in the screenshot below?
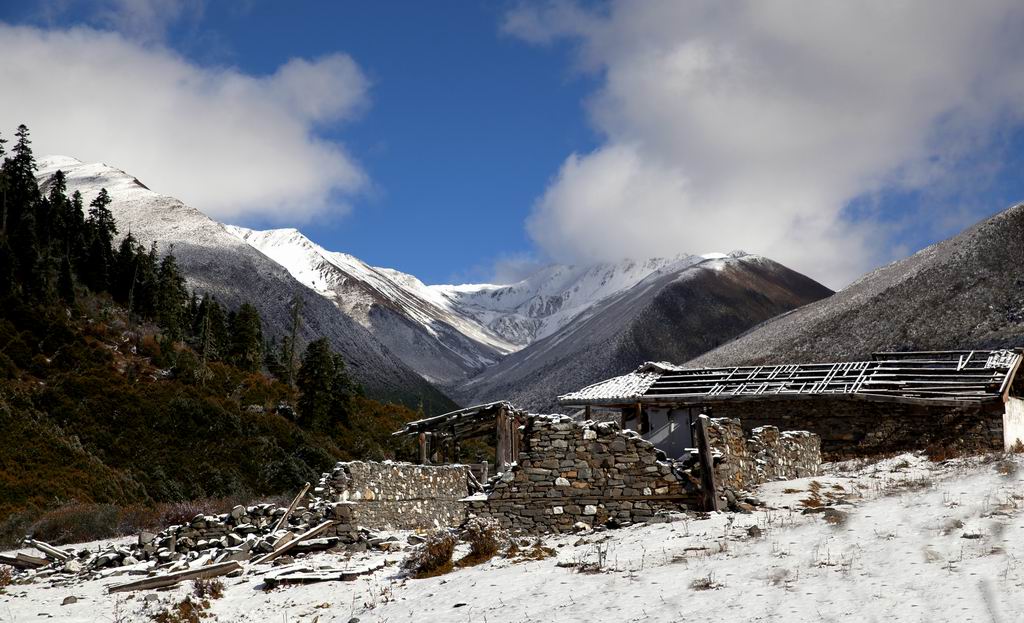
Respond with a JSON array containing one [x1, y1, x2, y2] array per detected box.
[[35, 155, 835, 412]]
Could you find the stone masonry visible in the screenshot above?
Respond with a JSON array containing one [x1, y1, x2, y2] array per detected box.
[[467, 415, 700, 533], [705, 399, 1004, 459], [315, 461, 470, 531], [705, 417, 821, 492]]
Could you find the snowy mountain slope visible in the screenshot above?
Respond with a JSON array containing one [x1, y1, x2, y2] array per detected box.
[[454, 253, 834, 411], [35, 156, 456, 413], [227, 226, 727, 386], [227, 226, 516, 385], [689, 202, 1024, 368], [429, 254, 709, 347]]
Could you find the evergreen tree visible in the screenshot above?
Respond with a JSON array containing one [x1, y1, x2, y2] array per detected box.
[[229, 302, 264, 372], [68, 190, 86, 266], [0, 237, 14, 299], [296, 338, 353, 431], [0, 131, 7, 233], [264, 336, 285, 379], [155, 251, 188, 341], [57, 254, 75, 305], [112, 233, 140, 305], [282, 296, 303, 386], [82, 189, 117, 292]]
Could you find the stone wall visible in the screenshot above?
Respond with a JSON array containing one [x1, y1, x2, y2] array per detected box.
[[467, 416, 700, 533], [703, 398, 1004, 459], [706, 418, 821, 491], [315, 461, 470, 530]]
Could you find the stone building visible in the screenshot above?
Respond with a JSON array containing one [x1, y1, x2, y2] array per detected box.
[[558, 349, 1024, 459]]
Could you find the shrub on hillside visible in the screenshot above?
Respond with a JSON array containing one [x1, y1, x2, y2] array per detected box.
[[461, 516, 506, 561], [28, 502, 119, 545], [403, 530, 456, 578]]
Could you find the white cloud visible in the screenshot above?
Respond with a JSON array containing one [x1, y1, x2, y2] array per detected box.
[[38, 0, 207, 44], [0, 23, 369, 222], [506, 1, 1024, 287]]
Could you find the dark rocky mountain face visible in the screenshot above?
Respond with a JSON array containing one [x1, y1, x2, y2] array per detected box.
[[690, 204, 1024, 368], [454, 255, 834, 412]]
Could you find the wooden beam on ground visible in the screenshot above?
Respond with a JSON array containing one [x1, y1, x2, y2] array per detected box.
[[251, 521, 335, 566], [694, 415, 721, 513], [263, 561, 386, 588], [108, 561, 243, 593], [23, 539, 71, 562], [272, 482, 311, 533], [0, 553, 46, 569]]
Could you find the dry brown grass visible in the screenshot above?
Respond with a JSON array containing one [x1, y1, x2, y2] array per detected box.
[[191, 578, 224, 600], [0, 566, 12, 592], [150, 596, 209, 623], [404, 530, 456, 578], [457, 517, 506, 567]]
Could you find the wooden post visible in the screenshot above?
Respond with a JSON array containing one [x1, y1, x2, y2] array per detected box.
[[694, 415, 721, 512], [495, 406, 509, 472], [585, 405, 592, 419], [272, 481, 311, 533], [418, 432, 428, 465]]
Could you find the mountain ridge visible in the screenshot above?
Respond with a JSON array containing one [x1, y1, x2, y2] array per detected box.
[[35, 155, 457, 413]]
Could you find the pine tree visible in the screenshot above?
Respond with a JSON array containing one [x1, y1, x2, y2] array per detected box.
[[282, 296, 303, 386], [58, 254, 75, 305], [0, 131, 7, 234], [155, 251, 188, 341], [82, 189, 117, 292], [0, 237, 14, 299], [229, 302, 264, 372], [296, 338, 353, 431]]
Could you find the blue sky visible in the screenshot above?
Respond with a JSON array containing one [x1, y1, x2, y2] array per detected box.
[[3, 1, 1024, 288]]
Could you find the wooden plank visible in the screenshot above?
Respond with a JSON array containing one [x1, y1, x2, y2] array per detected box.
[[694, 415, 720, 513], [16, 553, 48, 567], [263, 561, 386, 587], [108, 561, 242, 593], [273, 482, 311, 533], [23, 539, 71, 562], [251, 521, 335, 566], [0, 553, 46, 569]]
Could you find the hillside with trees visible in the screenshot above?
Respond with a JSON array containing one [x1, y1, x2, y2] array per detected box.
[[0, 125, 430, 544]]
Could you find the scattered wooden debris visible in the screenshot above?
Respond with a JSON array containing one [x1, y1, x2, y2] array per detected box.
[[252, 521, 335, 566], [23, 539, 72, 562], [0, 553, 48, 570], [107, 561, 243, 593], [262, 561, 386, 588], [272, 481, 311, 532]]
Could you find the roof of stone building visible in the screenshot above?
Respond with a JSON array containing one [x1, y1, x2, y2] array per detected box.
[[392, 401, 527, 439], [558, 349, 1023, 408]]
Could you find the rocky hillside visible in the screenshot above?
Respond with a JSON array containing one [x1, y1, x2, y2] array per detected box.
[[455, 254, 833, 411], [228, 227, 516, 385], [36, 156, 455, 413], [690, 203, 1024, 367]]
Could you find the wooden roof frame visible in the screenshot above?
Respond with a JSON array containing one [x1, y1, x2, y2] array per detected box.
[[559, 349, 1024, 410]]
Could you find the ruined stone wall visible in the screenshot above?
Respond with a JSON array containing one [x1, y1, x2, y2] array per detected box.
[[706, 418, 821, 491], [467, 416, 700, 533], [315, 461, 470, 530], [703, 399, 1004, 459]]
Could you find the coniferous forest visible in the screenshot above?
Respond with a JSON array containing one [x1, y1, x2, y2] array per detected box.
[[0, 125, 423, 545]]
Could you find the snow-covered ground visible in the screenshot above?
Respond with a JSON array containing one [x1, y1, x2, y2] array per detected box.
[[3, 452, 1022, 622]]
